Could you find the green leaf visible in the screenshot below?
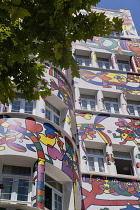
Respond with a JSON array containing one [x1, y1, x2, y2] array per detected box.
[[11, 7, 31, 22], [0, 0, 122, 103]]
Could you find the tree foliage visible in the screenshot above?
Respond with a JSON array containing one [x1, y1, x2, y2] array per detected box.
[[0, 0, 123, 103]]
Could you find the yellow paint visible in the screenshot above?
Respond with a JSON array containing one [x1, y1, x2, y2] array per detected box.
[[73, 182, 77, 210], [77, 124, 82, 127], [38, 158, 45, 166], [104, 180, 110, 194], [92, 53, 97, 61], [38, 134, 56, 146], [97, 130, 109, 144], [106, 73, 127, 84], [0, 146, 5, 150], [1, 122, 9, 128], [27, 130, 31, 133], [62, 116, 71, 124], [87, 135, 93, 140], [84, 113, 93, 120], [133, 140, 139, 145]]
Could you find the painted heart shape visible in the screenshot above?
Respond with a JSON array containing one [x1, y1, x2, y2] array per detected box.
[[47, 146, 62, 160], [26, 117, 43, 133]]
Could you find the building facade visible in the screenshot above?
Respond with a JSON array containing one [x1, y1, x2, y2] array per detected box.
[[0, 6, 140, 210]]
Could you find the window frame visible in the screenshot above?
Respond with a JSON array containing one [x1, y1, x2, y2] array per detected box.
[[45, 102, 60, 125], [117, 60, 131, 72], [81, 97, 96, 111], [45, 182, 63, 210], [86, 148, 108, 173], [76, 55, 91, 67], [127, 102, 140, 116], [113, 151, 135, 176], [9, 98, 35, 115], [104, 98, 120, 114], [1, 165, 32, 204], [97, 57, 111, 69]]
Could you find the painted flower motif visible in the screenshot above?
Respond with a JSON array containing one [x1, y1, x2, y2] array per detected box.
[[78, 124, 96, 140]]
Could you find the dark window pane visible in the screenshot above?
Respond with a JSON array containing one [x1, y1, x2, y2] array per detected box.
[[17, 195, 28, 201], [81, 100, 87, 109], [137, 107, 140, 115], [17, 180, 29, 201], [128, 105, 135, 115], [46, 109, 51, 120], [88, 156, 95, 171], [1, 178, 13, 200], [11, 100, 20, 112], [1, 193, 11, 200], [115, 159, 134, 175], [25, 102, 33, 114], [54, 115, 59, 125], [98, 158, 105, 172], [87, 148, 103, 155], [45, 174, 62, 193], [3, 165, 31, 176], [105, 103, 111, 112], [45, 185, 52, 210], [113, 104, 119, 113]]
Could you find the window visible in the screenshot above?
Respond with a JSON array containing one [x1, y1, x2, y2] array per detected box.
[[81, 94, 96, 111], [1, 165, 31, 202], [25, 101, 34, 114], [114, 151, 134, 176], [76, 55, 91, 66], [97, 58, 110, 69], [86, 148, 106, 172], [104, 97, 119, 113], [45, 101, 60, 125], [110, 30, 122, 37], [10, 99, 34, 114], [127, 100, 140, 116], [118, 60, 131, 71], [45, 174, 63, 210], [11, 100, 20, 112]]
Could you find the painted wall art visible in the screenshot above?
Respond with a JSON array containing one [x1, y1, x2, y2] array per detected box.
[[44, 67, 74, 110], [81, 174, 140, 210], [79, 70, 140, 95], [0, 115, 80, 208], [90, 8, 137, 36], [76, 113, 140, 146], [73, 36, 140, 72]]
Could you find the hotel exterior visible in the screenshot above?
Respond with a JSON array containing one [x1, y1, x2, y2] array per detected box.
[[0, 6, 140, 210]]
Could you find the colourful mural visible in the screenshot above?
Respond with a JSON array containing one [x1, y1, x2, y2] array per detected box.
[[76, 113, 140, 146], [73, 36, 140, 72], [113, 119, 140, 146], [90, 8, 137, 36], [77, 114, 112, 146], [44, 67, 74, 110], [81, 174, 140, 210], [80, 70, 140, 94], [73, 37, 140, 56], [0, 116, 79, 209]]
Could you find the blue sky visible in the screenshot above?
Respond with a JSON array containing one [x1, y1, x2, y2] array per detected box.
[[96, 0, 140, 35]]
